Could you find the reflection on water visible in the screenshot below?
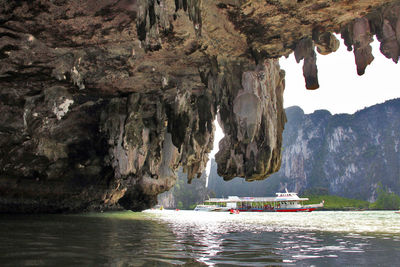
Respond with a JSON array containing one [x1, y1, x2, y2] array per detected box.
[[0, 212, 178, 266], [0, 211, 399, 266]]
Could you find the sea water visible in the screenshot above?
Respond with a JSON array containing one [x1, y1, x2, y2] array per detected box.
[[0, 210, 399, 266]]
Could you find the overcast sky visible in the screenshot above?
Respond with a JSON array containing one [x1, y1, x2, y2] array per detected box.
[[280, 36, 400, 114]]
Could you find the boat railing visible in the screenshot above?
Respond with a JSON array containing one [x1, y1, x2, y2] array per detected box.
[[206, 196, 309, 203]]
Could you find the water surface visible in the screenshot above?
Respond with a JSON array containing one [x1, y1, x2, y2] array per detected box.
[[1, 210, 399, 266]]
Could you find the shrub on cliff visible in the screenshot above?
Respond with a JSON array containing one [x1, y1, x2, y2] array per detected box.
[[370, 185, 400, 210]]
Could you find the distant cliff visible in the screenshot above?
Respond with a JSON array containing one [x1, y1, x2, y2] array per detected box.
[[158, 169, 210, 209], [209, 99, 400, 202]]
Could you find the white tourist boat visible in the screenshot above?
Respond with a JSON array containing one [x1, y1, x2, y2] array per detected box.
[[194, 189, 324, 212]]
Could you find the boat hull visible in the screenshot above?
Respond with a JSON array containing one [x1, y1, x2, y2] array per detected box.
[[237, 208, 316, 212], [275, 208, 316, 212], [238, 209, 271, 212]]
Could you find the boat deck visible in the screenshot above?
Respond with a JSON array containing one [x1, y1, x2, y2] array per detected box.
[[206, 196, 309, 203]]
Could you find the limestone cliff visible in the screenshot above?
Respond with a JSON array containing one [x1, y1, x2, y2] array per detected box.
[[208, 99, 400, 202], [157, 168, 209, 209], [280, 101, 400, 202], [1, 0, 400, 212]]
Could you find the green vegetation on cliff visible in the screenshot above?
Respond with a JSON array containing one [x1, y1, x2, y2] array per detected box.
[[370, 185, 400, 210], [304, 185, 400, 210], [304, 195, 370, 210]]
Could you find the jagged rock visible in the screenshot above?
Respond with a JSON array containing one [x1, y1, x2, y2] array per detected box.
[[381, 19, 400, 63], [294, 38, 319, 90], [215, 59, 286, 181], [314, 32, 340, 56], [1, 0, 400, 212], [353, 18, 375, 76]]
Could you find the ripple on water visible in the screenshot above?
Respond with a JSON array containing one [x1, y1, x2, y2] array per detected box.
[[1, 210, 400, 266], [140, 210, 400, 265]]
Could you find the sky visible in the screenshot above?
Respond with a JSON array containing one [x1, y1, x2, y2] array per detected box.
[[206, 36, 400, 179], [281, 36, 400, 114]]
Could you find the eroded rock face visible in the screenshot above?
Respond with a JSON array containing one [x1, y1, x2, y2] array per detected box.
[[214, 59, 285, 181], [1, 0, 400, 212]]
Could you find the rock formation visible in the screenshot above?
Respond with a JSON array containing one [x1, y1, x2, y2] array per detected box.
[[157, 167, 209, 209], [1, 0, 400, 212], [208, 99, 400, 202]]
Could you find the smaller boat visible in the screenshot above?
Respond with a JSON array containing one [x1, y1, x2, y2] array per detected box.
[[194, 204, 229, 212], [395, 210, 400, 214], [230, 209, 240, 214]]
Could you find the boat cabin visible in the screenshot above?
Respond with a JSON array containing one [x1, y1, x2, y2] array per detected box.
[[203, 191, 310, 212]]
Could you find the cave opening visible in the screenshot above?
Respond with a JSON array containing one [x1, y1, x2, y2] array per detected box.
[[205, 116, 225, 188]]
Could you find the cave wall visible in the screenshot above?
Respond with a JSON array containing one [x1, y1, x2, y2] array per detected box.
[[1, 0, 400, 212]]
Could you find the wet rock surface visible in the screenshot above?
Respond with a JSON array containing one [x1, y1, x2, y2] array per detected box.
[[1, 0, 400, 212]]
